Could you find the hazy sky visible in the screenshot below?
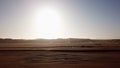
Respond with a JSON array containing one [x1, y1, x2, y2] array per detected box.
[[0, 0, 120, 39]]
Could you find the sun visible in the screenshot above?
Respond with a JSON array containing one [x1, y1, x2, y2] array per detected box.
[[33, 7, 64, 39]]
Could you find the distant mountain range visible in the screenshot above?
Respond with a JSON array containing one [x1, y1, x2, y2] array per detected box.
[[0, 38, 120, 46]]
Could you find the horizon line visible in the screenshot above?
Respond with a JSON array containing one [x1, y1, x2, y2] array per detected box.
[[0, 37, 120, 40]]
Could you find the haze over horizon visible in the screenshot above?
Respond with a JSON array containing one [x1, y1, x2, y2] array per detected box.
[[0, 0, 120, 39]]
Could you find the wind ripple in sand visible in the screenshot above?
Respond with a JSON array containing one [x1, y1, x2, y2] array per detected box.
[[18, 51, 120, 64], [0, 51, 120, 64]]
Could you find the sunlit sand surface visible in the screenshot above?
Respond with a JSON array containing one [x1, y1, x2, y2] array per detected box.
[[0, 39, 120, 68]]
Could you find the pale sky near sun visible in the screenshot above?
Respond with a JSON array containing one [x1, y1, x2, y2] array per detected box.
[[0, 0, 120, 39]]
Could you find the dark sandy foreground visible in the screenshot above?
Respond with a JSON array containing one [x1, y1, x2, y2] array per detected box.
[[1, 63, 120, 68], [0, 51, 120, 68]]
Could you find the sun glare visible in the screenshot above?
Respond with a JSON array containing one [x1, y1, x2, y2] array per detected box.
[[34, 6, 64, 39]]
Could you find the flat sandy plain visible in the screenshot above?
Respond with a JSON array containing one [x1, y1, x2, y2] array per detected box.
[[0, 42, 120, 68]]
